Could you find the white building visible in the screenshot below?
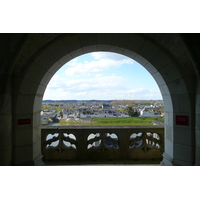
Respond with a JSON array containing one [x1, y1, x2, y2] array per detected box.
[[139, 106, 162, 117]]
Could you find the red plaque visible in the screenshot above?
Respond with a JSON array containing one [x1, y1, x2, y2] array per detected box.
[[176, 115, 189, 126], [18, 118, 31, 125]]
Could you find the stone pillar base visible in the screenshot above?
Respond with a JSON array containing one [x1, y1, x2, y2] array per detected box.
[[34, 154, 45, 166], [160, 152, 173, 166]]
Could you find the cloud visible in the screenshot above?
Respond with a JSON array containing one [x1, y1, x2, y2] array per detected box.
[[67, 58, 78, 67], [124, 88, 162, 99], [127, 88, 146, 94], [43, 52, 162, 100], [48, 74, 126, 91], [91, 52, 133, 61], [45, 73, 162, 100], [47, 75, 65, 89], [44, 87, 162, 100], [65, 52, 133, 76]]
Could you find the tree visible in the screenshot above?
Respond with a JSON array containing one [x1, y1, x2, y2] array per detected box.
[[118, 108, 124, 113], [124, 106, 139, 117], [59, 111, 63, 118]]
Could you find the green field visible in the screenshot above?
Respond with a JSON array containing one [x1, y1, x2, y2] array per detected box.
[[59, 117, 164, 126], [91, 117, 163, 126]]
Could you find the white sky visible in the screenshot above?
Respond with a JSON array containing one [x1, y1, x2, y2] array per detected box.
[[43, 52, 162, 100]]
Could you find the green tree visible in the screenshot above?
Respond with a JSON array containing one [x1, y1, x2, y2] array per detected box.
[[124, 106, 139, 117], [118, 108, 124, 113], [59, 111, 63, 118]]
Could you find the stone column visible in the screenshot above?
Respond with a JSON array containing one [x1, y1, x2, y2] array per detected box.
[[160, 94, 174, 166]]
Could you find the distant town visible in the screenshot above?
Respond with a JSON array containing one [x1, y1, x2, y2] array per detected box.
[[41, 100, 164, 125]]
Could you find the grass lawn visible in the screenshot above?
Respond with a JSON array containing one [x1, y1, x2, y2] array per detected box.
[[59, 117, 164, 126]]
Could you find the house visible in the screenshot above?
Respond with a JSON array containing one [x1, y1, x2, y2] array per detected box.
[[139, 107, 162, 117]]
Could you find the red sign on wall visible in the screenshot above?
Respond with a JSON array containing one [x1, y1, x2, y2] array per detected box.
[[176, 115, 189, 126], [18, 118, 31, 125]]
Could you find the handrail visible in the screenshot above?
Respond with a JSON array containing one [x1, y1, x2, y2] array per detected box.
[[41, 125, 164, 164]]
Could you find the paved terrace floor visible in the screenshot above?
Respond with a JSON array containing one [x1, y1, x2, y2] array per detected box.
[[68, 164, 160, 166], [42, 159, 161, 166]]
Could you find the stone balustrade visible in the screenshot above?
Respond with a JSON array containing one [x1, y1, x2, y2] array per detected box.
[[41, 126, 164, 164]]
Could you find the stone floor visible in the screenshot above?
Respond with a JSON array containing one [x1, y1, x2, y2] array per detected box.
[[41, 157, 162, 166], [44, 161, 160, 166], [84, 164, 160, 166]]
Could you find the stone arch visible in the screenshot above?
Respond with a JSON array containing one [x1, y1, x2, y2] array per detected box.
[[12, 34, 195, 165]]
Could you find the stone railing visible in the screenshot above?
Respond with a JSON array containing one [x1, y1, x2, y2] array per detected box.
[[41, 126, 164, 164]]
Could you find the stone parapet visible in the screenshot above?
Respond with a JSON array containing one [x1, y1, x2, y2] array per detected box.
[[41, 126, 164, 165]]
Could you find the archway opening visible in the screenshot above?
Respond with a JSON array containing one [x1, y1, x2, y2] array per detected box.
[[42, 51, 163, 127], [39, 51, 166, 165]]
